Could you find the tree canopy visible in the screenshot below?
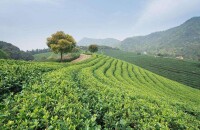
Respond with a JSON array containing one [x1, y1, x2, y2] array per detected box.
[[88, 44, 98, 53], [47, 31, 76, 61]]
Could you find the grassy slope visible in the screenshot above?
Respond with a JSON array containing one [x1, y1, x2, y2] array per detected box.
[[33, 52, 59, 61], [102, 49, 200, 89], [0, 55, 200, 129], [33, 52, 80, 62]]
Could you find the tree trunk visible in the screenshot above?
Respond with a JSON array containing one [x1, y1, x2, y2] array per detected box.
[[60, 51, 63, 62]]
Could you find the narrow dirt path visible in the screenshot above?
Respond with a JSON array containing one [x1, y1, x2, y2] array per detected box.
[[71, 54, 91, 63]]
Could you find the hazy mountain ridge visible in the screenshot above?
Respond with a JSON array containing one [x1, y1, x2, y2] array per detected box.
[[121, 17, 200, 60], [78, 37, 121, 48]]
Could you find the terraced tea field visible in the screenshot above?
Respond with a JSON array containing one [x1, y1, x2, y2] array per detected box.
[[0, 55, 200, 129], [102, 49, 200, 89]]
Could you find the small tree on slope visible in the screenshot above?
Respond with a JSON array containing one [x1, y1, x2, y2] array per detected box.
[[47, 31, 76, 62], [88, 44, 98, 53]]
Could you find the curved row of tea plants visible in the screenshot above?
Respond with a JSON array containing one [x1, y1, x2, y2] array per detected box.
[[0, 55, 200, 129], [102, 49, 200, 89]]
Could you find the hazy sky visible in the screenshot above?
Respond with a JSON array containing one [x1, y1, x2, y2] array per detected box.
[[1, 0, 200, 50]]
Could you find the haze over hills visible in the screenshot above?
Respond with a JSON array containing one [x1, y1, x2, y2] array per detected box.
[[120, 17, 200, 60], [78, 37, 121, 48]]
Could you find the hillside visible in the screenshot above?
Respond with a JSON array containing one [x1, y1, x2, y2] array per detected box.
[[33, 52, 80, 62], [102, 49, 200, 89], [0, 41, 34, 60], [0, 49, 8, 59], [78, 37, 121, 48], [121, 17, 200, 60], [0, 55, 200, 129]]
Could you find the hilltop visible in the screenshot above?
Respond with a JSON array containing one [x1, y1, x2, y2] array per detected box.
[[120, 17, 200, 60]]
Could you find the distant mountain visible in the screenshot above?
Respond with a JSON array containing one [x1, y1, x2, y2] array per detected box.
[[78, 37, 121, 48], [0, 41, 34, 60], [121, 17, 200, 60]]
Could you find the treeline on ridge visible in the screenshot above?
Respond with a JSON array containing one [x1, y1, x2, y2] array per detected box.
[[0, 41, 33, 60]]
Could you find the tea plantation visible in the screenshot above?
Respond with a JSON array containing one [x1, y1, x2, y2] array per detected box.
[[102, 49, 200, 89], [0, 55, 200, 129]]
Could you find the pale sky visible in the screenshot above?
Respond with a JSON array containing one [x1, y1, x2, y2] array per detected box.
[[0, 0, 200, 50]]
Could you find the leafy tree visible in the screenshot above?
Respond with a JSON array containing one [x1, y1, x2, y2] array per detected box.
[[47, 31, 76, 62], [88, 44, 98, 53]]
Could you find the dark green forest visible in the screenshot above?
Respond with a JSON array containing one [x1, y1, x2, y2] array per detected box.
[[0, 41, 33, 60]]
